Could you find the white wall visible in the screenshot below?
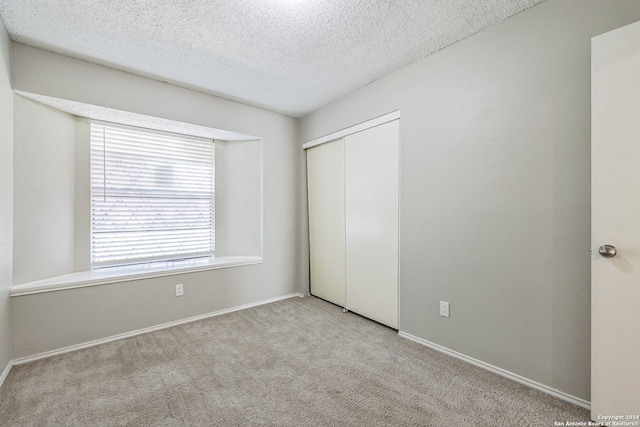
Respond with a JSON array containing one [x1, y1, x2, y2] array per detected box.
[[0, 17, 13, 374], [13, 96, 76, 284], [300, 0, 640, 401], [10, 43, 302, 358]]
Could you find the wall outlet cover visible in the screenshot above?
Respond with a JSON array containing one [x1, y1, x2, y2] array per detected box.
[[440, 301, 450, 318]]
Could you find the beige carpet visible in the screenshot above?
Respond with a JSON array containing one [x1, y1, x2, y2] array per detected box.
[[0, 296, 589, 426]]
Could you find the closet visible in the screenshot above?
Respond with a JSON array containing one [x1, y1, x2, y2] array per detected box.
[[306, 118, 399, 329]]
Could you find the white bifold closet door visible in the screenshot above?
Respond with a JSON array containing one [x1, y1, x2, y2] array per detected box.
[[345, 120, 399, 328], [307, 138, 346, 307], [306, 119, 399, 329]]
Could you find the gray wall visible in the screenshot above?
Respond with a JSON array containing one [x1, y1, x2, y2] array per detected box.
[[74, 118, 91, 271], [0, 18, 13, 373], [10, 43, 302, 358], [300, 0, 640, 401], [13, 96, 76, 284], [215, 139, 262, 257]]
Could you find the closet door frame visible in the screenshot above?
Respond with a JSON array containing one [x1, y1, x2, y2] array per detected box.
[[303, 111, 400, 150], [304, 110, 401, 329]]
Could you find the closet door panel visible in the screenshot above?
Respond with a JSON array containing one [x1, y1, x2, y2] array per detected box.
[[307, 139, 346, 306], [345, 120, 399, 328]]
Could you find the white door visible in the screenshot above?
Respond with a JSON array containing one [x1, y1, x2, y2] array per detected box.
[[592, 22, 640, 419], [307, 138, 346, 306], [345, 120, 399, 329]]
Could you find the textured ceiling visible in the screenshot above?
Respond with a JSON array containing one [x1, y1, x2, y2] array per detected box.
[[0, 0, 544, 118]]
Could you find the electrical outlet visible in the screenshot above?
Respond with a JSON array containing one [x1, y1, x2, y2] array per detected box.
[[440, 301, 450, 318], [175, 284, 184, 297]]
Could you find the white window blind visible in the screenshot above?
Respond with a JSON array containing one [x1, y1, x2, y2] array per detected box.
[[91, 121, 214, 268]]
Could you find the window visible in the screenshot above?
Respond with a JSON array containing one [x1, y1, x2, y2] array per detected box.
[[90, 122, 215, 268]]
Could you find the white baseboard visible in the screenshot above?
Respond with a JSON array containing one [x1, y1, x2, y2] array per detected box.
[[0, 360, 12, 390], [398, 331, 590, 410], [13, 293, 304, 366]]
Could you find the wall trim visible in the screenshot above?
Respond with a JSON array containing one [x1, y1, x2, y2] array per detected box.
[[0, 360, 12, 390], [302, 110, 400, 150], [13, 293, 304, 366], [398, 331, 590, 410]]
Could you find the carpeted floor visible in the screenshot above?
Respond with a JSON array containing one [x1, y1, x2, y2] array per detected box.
[[0, 295, 589, 426]]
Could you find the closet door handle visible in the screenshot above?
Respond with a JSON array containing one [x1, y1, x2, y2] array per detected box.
[[598, 245, 617, 258]]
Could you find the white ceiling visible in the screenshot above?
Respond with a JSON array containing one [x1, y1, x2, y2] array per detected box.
[[0, 0, 544, 118]]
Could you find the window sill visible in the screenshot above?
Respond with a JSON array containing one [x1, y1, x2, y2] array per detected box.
[[10, 256, 264, 297]]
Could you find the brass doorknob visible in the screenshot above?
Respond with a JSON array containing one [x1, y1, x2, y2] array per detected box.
[[598, 245, 617, 258]]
